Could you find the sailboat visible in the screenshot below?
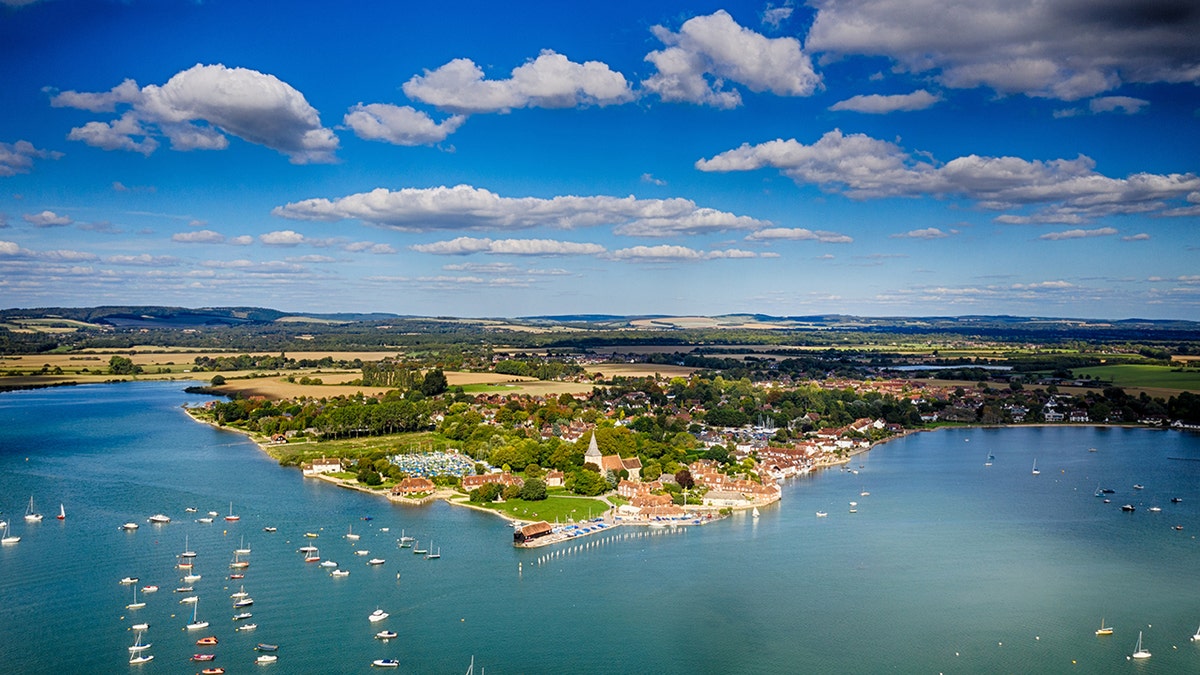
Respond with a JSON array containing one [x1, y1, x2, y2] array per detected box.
[[181, 535, 197, 558], [235, 535, 250, 555], [985, 452, 994, 467], [426, 546, 441, 560], [186, 599, 209, 630], [1031, 459, 1040, 476], [304, 547, 320, 563], [128, 653, 154, 665], [1131, 630, 1150, 659], [229, 550, 249, 569], [126, 585, 146, 610], [24, 496, 42, 522], [1190, 623, 1200, 642], [1, 522, 18, 544], [128, 631, 151, 652], [1095, 617, 1113, 636], [398, 529, 414, 547], [224, 501, 240, 522], [56, 503, 65, 520], [346, 524, 360, 541]]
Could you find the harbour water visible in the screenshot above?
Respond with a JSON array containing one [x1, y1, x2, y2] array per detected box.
[[1, 381, 1198, 673]]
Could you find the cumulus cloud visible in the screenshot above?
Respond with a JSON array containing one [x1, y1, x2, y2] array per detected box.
[[744, 227, 853, 243], [1122, 232, 1151, 241], [343, 241, 396, 254], [0, 140, 63, 177], [23, 210, 72, 227], [343, 103, 466, 146], [172, 229, 227, 244], [698, 129, 1200, 222], [805, 0, 1200, 100], [1089, 96, 1150, 114], [259, 230, 307, 246], [610, 245, 764, 261], [53, 64, 338, 163], [829, 89, 941, 113], [403, 50, 632, 114], [891, 227, 954, 239], [411, 237, 607, 257], [274, 184, 768, 236], [643, 10, 820, 108], [1039, 226, 1119, 240]]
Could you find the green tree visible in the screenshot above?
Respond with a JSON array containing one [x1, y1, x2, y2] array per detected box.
[[520, 478, 547, 501], [210, 374, 226, 386], [108, 355, 141, 375], [420, 368, 448, 396]]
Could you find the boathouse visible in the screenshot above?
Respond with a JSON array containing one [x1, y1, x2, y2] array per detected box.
[[513, 521, 553, 544]]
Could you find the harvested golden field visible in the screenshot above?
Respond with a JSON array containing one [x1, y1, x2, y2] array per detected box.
[[583, 363, 695, 378]]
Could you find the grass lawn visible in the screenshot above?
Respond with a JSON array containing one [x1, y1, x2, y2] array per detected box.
[[467, 494, 610, 522], [1072, 364, 1200, 393]]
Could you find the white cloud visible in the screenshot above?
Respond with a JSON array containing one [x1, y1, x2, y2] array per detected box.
[[698, 129, 1200, 222], [1122, 233, 1150, 241], [611, 245, 704, 261], [744, 227, 853, 243], [0, 140, 62, 177], [1089, 96, 1150, 114], [0, 240, 25, 255], [829, 89, 941, 113], [641, 173, 667, 186], [643, 10, 820, 108], [23, 210, 72, 227], [343, 103, 466, 146], [806, 0, 1200, 100], [260, 230, 307, 246], [228, 235, 254, 246], [54, 64, 338, 163], [402, 50, 633, 114], [274, 184, 768, 236], [286, 254, 338, 263], [891, 227, 954, 239], [411, 237, 607, 257], [172, 229, 226, 243], [763, 6, 794, 28], [104, 254, 179, 266], [343, 241, 396, 254], [1038, 227, 1119, 240]]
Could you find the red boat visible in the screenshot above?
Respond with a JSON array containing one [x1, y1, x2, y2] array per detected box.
[[196, 636, 218, 646], [191, 654, 216, 662], [201, 668, 225, 675]]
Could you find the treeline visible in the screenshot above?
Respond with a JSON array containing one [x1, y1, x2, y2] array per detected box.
[[192, 354, 366, 371], [494, 358, 586, 380]]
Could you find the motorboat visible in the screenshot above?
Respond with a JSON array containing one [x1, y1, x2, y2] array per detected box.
[[372, 659, 400, 668], [368, 558, 386, 565], [1121, 504, 1135, 512], [331, 569, 350, 577], [320, 560, 338, 568], [119, 576, 138, 585], [233, 612, 253, 621], [234, 598, 254, 607], [256, 654, 278, 664], [131, 622, 149, 631], [368, 608, 389, 622], [141, 585, 158, 593], [175, 585, 194, 593], [815, 511, 828, 517], [237, 623, 258, 632], [122, 522, 140, 531], [263, 526, 277, 532], [375, 630, 397, 639], [191, 654, 216, 662], [255, 644, 278, 652], [304, 532, 319, 538], [149, 514, 171, 524], [196, 636, 218, 645], [355, 549, 370, 556], [201, 668, 225, 674], [197, 517, 214, 524]]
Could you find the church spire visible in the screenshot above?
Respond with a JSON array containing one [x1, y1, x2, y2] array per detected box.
[[584, 430, 602, 465]]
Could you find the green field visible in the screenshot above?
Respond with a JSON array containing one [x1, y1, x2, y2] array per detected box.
[[459, 383, 522, 393], [461, 493, 610, 523], [1072, 364, 1200, 392]]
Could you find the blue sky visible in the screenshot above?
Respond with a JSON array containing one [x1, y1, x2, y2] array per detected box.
[[2, 0, 1199, 320]]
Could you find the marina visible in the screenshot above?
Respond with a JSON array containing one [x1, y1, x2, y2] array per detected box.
[[0, 382, 1198, 673]]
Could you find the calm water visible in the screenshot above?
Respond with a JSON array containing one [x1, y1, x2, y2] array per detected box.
[[1, 382, 1198, 674]]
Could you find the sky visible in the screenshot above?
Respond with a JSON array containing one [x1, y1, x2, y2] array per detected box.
[[1, 0, 1199, 320]]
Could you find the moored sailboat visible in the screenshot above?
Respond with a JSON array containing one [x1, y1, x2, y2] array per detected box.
[[1095, 617, 1112, 636], [1130, 630, 1150, 659]]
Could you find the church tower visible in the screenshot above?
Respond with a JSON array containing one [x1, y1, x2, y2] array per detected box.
[[583, 431, 603, 469]]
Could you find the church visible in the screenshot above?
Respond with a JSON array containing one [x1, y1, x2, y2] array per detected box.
[[582, 431, 641, 480]]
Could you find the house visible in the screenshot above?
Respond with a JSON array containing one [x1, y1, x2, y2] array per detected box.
[[391, 476, 435, 496], [302, 456, 343, 476], [544, 470, 565, 488], [462, 472, 524, 492], [513, 521, 553, 545]]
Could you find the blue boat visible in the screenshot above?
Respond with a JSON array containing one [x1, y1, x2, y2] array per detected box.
[[255, 643, 279, 652]]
